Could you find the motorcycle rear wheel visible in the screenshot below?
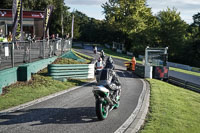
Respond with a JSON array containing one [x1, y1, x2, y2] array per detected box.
[[96, 100, 108, 120]]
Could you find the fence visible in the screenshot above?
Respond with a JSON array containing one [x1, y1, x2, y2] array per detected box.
[[168, 76, 200, 93], [0, 39, 72, 70], [48, 64, 95, 79]]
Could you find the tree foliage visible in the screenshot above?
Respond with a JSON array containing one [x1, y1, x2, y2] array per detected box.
[[0, 0, 13, 9], [181, 13, 200, 67], [156, 8, 188, 61], [102, 0, 159, 54]]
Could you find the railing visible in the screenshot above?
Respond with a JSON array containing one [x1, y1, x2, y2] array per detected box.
[[0, 39, 72, 70], [48, 64, 95, 79], [168, 76, 200, 93]]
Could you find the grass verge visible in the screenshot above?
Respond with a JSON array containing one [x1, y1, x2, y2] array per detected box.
[[140, 79, 200, 133], [53, 58, 87, 64], [169, 67, 200, 77]]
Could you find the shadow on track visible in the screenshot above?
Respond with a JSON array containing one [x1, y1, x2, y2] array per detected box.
[[0, 107, 98, 126]]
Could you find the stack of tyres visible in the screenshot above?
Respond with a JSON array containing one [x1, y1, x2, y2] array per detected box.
[[153, 66, 169, 80]]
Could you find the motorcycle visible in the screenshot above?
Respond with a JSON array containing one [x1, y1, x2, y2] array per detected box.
[[93, 69, 121, 120], [93, 46, 97, 54]]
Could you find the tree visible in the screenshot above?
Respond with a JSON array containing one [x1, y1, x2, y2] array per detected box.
[[193, 13, 200, 27], [156, 8, 188, 61], [192, 12, 200, 37], [0, 0, 12, 9], [102, 0, 155, 55], [181, 13, 200, 67], [69, 10, 89, 40], [23, 0, 53, 10]]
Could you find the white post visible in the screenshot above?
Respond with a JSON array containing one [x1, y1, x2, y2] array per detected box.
[[71, 15, 74, 39], [145, 46, 152, 79]]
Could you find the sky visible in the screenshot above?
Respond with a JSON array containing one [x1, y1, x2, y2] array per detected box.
[[64, 0, 200, 24]]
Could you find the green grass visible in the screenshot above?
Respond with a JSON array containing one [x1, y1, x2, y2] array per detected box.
[[53, 58, 87, 64], [140, 79, 200, 133], [170, 67, 200, 77]]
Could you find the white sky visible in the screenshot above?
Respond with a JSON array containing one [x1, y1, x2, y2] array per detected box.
[[65, 0, 200, 24]]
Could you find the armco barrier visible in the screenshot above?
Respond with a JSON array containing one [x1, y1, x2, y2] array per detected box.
[[17, 57, 57, 81], [0, 67, 18, 94], [167, 62, 200, 73], [134, 64, 145, 78], [48, 64, 94, 79], [168, 76, 200, 93]]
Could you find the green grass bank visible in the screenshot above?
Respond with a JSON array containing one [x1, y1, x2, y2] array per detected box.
[[140, 79, 200, 133]]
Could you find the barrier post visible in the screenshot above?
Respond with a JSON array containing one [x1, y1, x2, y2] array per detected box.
[[12, 42, 14, 67], [43, 39, 45, 58]]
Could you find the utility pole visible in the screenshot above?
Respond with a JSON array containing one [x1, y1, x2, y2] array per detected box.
[[61, 13, 64, 37], [71, 14, 74, 39]]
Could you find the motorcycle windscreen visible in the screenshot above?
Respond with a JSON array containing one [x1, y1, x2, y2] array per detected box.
[[100, 69, 109, 80], [98, 69, 111, 86]]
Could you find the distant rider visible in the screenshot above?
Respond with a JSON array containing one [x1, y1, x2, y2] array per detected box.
[[100, 50, 105, 61], [95, 57, 104, 82], [94, 46, 97, 54]]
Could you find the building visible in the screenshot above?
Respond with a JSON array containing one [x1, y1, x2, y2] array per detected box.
[[0, 9, 44, 39]]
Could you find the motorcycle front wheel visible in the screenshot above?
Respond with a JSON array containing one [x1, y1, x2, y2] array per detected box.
[[114, 89, 121, 109], [96, 100, 109, 120]]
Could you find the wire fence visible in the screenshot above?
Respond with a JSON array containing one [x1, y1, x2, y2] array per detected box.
[[0, 39, 72, 70]]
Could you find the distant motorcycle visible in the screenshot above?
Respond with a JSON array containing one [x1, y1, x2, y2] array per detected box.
[[94, 46, 97, 54], [93, 69, 121, 120]]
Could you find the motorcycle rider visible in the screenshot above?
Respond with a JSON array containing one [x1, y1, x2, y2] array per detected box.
[[100, 50, 105, 61], [95, 57, 104, 82], [98, 68, 121, 93], [105, 56, 115, 69], [95, 57, 104, 71], [93, 67, 121, 120], [94, 46, 97, 54]]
